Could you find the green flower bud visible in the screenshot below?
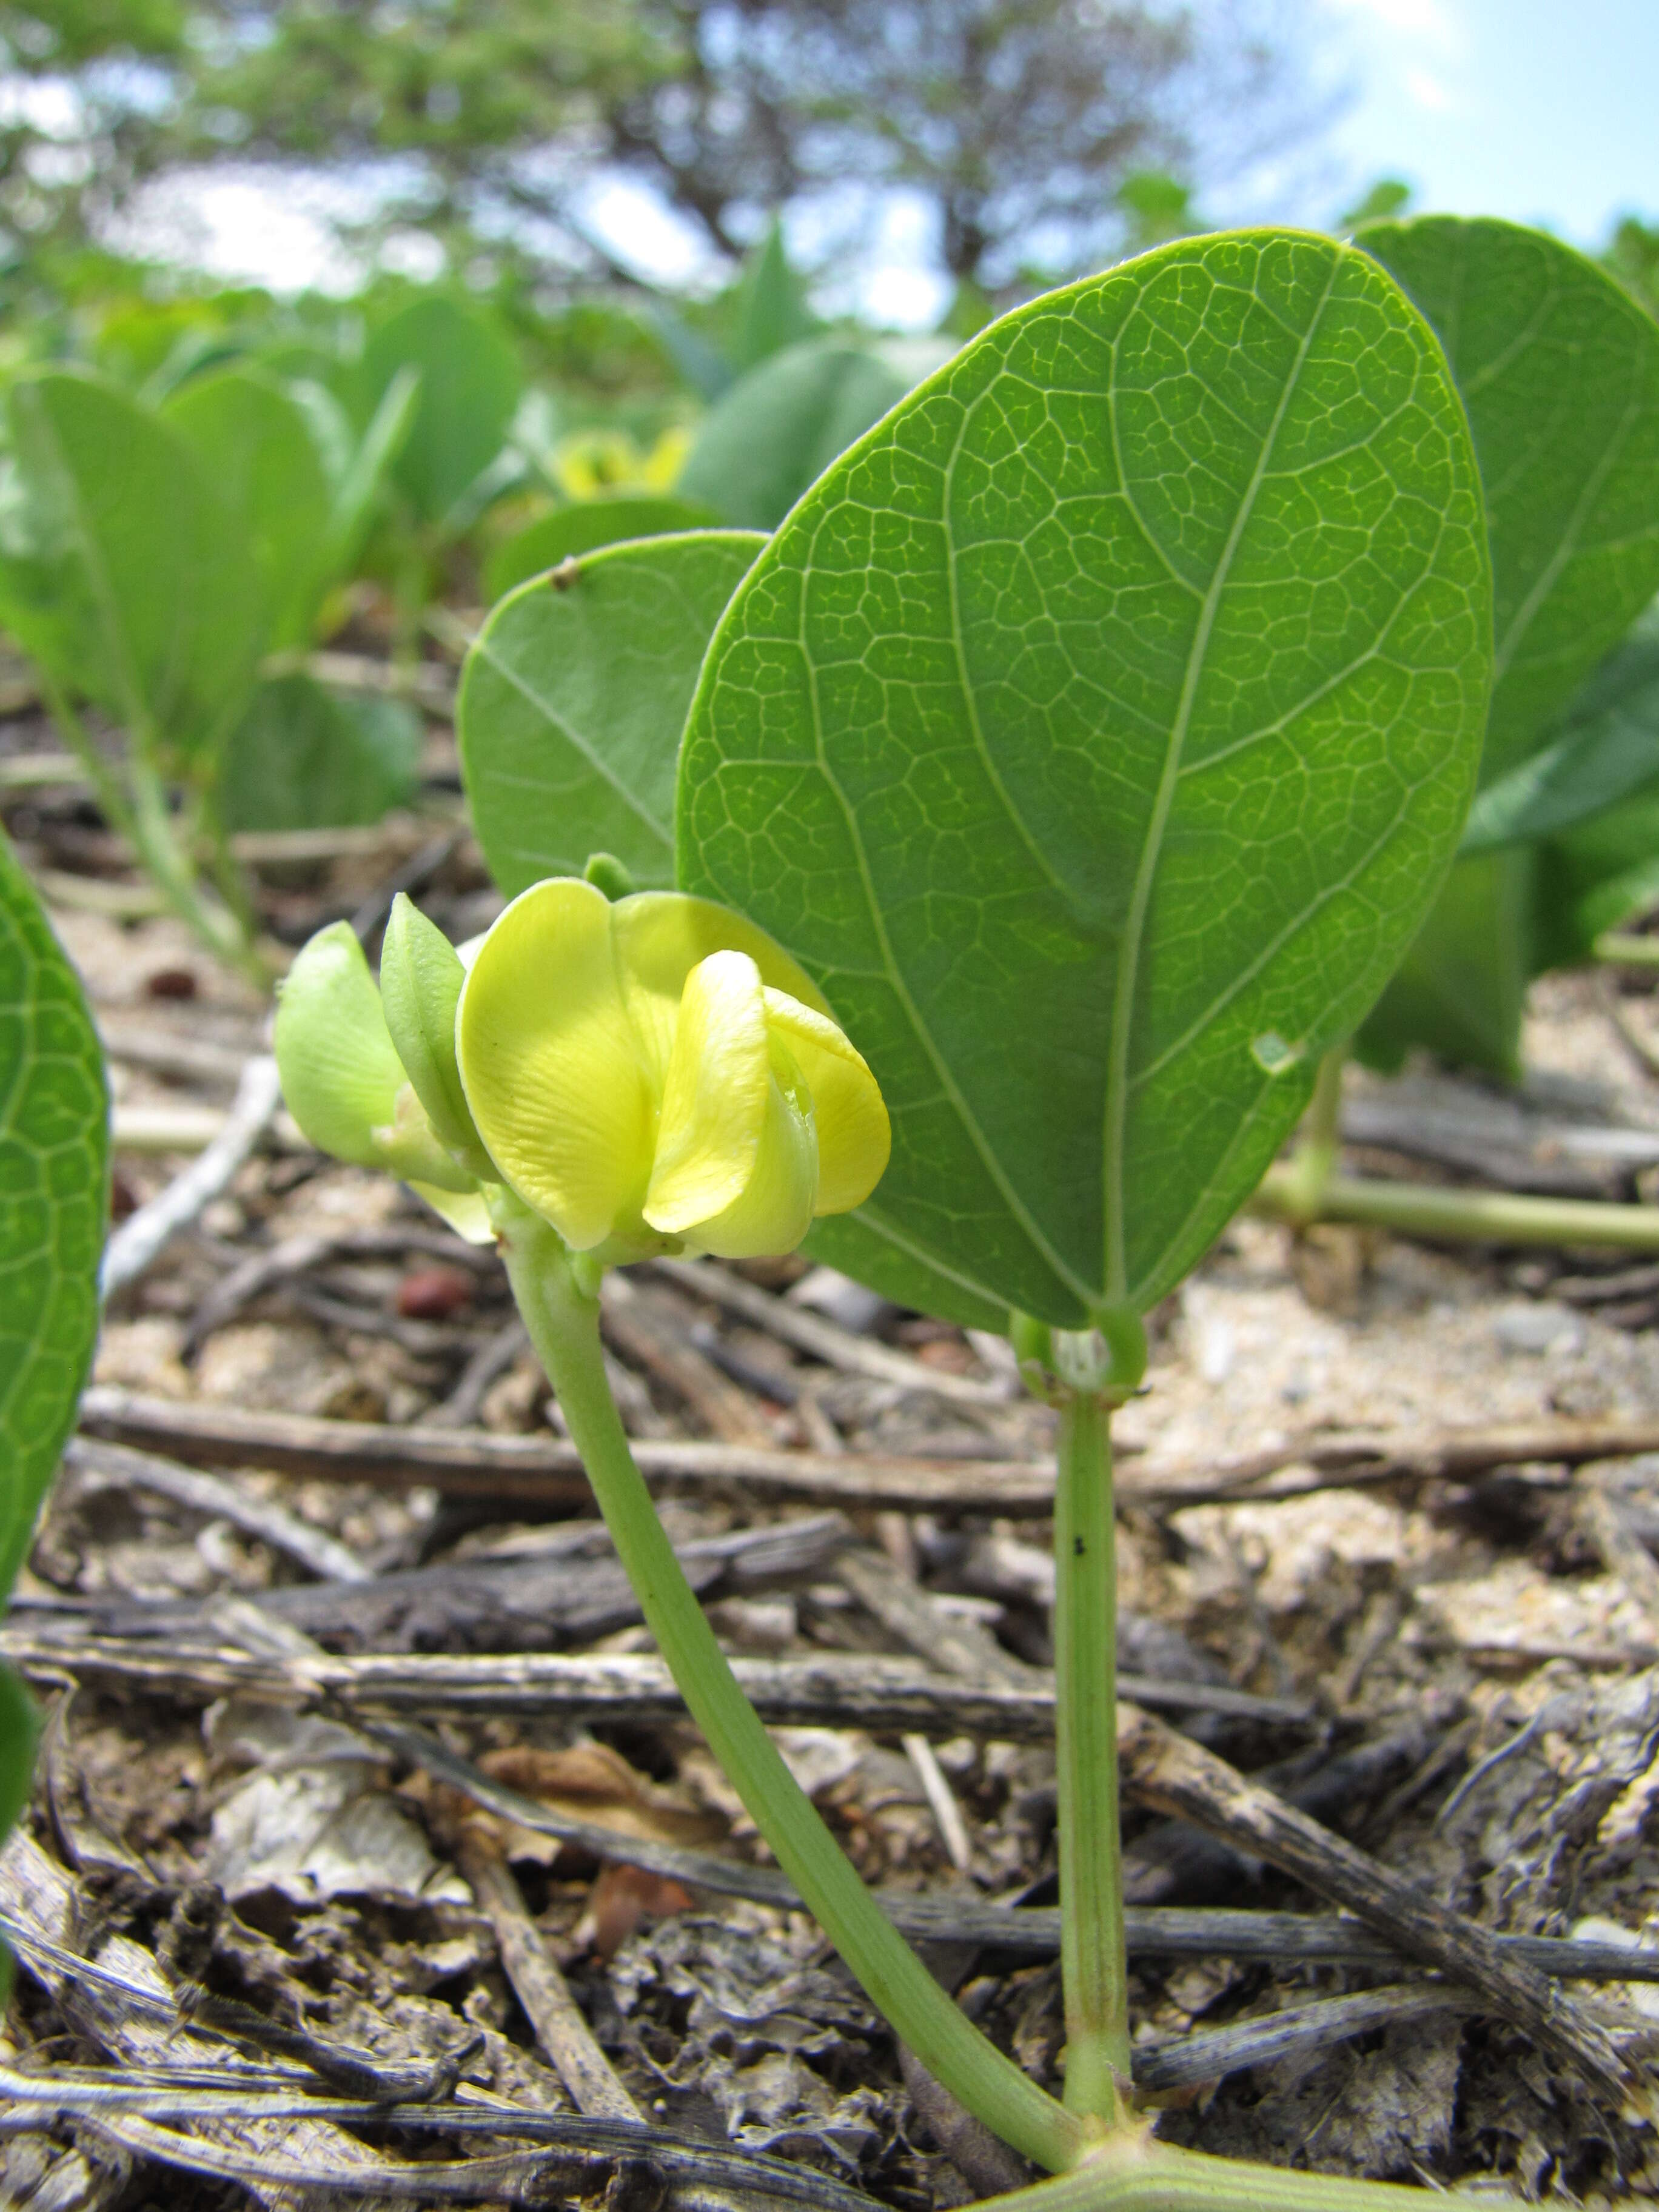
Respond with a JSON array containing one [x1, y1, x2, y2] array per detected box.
[[273, 921, 475, 1196], [380, 893, 491, 1176]]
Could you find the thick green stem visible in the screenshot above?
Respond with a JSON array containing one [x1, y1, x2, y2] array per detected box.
[[1255, 1164, 1659, 1251], [991, 2131, 1500, 2212], [496, 1203, 1083, 2174], [1053, 1386, 1130, 2123], [1276, 1045, 1346, 1222], [1594, 930, 1659, 970]]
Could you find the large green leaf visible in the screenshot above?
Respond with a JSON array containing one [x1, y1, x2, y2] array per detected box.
[[677, 340, 910, 530], [1352, 847, 1534, 1081], [1355, 220, 1659, 1077], [1461, 604, 1659, 853], [359, 297, 522, 529], [679, 234, 1492, 1327], [164, 367, 333, 651], [461, 531, 763, 897], [1362, 216, 1659, 786], [484, 495, 720, 603], [220, 674, 424, 833], [0, 837, 105, 1852], [0, 1665, 37, 1854], [1534, 788, 1659, 969], [0, 836, 106, 1595], [0, 371, 264, 760]]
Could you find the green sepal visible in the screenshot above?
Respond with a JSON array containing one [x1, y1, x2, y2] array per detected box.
[[584, 853, 637, 901], [380, 894, 491, 1174]]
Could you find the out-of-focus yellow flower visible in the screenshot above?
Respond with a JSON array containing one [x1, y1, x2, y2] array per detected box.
[[553, 425, 690, 500], [457, 880, 889, 1261]]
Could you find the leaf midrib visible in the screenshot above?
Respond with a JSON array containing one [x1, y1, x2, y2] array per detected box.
[[1491, 383, 1646, 697], [1101, 248, 1346, 1306], [471, 630, 674, 849]]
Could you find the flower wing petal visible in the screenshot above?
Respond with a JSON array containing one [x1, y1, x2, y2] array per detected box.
[[613, 891, 833, 1079], [457, 877, 653, 1250], [644, 950, 771, 1233], [762, 989, 891, 1215]]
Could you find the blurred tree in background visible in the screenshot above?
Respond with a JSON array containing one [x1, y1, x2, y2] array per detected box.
[[607, 0, 1310, 288], [0, 0, 1314, 299]]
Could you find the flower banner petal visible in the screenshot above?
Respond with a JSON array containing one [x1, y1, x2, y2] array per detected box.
[[458, 878, 654, 1250]]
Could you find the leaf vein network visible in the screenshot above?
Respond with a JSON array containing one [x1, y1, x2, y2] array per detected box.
[[471, 634, 670, 842], [794, 481, 1097, 1310], [1099, 246, 1347, 1303]]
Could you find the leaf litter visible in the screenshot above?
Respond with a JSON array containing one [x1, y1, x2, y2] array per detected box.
[[17, 871, 1659, 2202]]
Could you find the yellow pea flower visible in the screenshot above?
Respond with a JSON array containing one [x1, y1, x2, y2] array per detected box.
[[456, 879, 889, 1261]]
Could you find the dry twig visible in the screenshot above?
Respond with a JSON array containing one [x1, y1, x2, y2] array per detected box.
[[1114, 1703, 1629, 2095], [101, 1056, 281, 1297], [457, 1827, 643, 2119]]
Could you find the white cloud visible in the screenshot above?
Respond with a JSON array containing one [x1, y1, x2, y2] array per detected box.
[[1404, 65, 1455, 110], [1324, 0, 1462, 50]]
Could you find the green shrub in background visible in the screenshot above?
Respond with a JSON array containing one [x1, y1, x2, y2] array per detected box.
[[0, 360, 420, 977]]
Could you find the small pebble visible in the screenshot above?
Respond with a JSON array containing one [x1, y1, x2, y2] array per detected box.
[[1492, 1301, 1579, 1355], [144, 966, 198, 1000], [1198, 1315, 1236, 1384], [395, 1265, 475, 1319]]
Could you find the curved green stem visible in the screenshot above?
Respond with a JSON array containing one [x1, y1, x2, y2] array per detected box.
[[1255, 1164, 1659, 1252], [495, 1200, 1083, 2175], [38, 680, 139, 848], [125, 756, 266, 989], [1053, 1384, 1130, 2123], [42, 678, 267, 987]]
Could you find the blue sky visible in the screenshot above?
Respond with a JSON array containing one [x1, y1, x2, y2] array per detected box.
[[1314, 0, 1658, 242]]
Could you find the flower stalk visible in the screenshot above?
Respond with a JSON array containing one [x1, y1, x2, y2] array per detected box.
[[494, 1190, 1084, 2175]]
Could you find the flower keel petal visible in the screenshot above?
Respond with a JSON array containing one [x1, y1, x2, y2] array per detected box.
[[645, 950, 771, 1233], [762, 989, 891, 1215]]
